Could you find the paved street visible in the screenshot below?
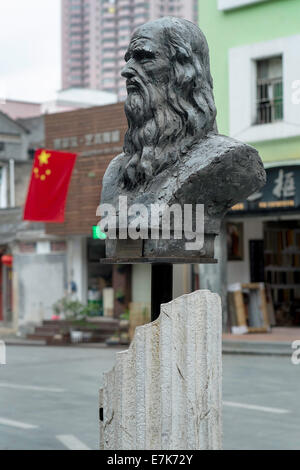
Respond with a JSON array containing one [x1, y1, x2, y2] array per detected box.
[[0, 345, 299, 450]]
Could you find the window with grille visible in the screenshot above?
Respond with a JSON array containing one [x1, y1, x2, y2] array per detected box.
[[256, 56, 283, 125]]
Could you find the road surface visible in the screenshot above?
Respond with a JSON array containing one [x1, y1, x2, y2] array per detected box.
[[0, 345, 299, 450]]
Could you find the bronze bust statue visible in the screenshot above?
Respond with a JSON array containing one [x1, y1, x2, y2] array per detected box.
[[100, 17, 266, 262]]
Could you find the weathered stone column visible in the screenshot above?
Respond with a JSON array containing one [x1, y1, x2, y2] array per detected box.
[[99, 289, 222, 450]]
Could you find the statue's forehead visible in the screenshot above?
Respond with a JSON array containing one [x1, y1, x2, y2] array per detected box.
[[129, 25, 163, 51]]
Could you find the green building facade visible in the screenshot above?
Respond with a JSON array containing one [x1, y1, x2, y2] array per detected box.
[[198, 0, 300, 163], [198, 0, 300, 328]]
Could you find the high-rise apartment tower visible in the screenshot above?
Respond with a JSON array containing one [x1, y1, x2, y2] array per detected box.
[[61, 0, 198, 100]]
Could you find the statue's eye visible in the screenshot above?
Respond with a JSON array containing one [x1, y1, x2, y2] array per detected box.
[[124, 52, 130, 62], [133, 50, 155, 62]]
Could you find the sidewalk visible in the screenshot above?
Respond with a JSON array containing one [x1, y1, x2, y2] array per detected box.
[[222, 327, 300, 355], [0, 335, 124, 349], [0, 332, 127, 349], [2, 327, 299, 355]]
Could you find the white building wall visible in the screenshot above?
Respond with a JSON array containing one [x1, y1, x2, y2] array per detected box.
[[15, 252, 67, 325], [131, 264, 151, 304], [173, 265, 192, 298], [229, 34, 300, 143], [132, 264, 193, 305]]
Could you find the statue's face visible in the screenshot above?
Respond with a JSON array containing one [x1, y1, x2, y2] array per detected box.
[[120, 18, 218, 187], [121, 26, 170, 94]]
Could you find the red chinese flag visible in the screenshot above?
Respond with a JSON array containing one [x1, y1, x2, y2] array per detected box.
[[24, 149, 77, 223]]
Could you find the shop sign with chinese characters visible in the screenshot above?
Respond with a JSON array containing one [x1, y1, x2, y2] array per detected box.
[[52, 130, 121, 157], [230, 165, 299, 213]]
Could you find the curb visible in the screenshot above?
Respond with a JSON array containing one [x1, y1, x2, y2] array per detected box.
[[3, 338, 294, 356], [222, 348, 292, 356], [3, 338, 126, 349], [222, 340, 292, 356], [4, 338, 47, 346]]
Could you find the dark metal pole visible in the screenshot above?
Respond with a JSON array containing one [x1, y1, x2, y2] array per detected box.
[[151, 264, 173, 322]]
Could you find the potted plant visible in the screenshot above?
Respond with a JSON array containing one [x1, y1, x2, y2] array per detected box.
[[120, 309, 130, 330]]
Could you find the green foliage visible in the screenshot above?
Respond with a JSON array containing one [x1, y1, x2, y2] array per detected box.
[[53, 297, 99, 319], [81, 303, 101, 317], [120, 308, 130, 321], [120, 307, 149, 322]]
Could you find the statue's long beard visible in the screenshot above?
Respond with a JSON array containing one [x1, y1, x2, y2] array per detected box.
[[122, 72, 216, 189], [123, 84, 184, 189]]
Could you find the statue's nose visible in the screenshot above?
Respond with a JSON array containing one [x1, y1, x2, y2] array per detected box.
[[121, 63, 135, 79]]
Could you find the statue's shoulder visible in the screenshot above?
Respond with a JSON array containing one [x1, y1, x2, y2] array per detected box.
[[188, 132, 265, 177], [192, 132, 259, 160], [101, 152, 127, 204], [162, 131, 266, 219], [103, 152, 126, 176]]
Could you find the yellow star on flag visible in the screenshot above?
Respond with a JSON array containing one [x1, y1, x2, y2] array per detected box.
[[38, 150, 51, 166]]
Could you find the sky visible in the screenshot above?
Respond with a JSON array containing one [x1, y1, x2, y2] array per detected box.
[[0, 0, 61, 103]]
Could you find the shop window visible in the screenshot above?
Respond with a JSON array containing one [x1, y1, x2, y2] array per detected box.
[[87, 238, 112, 317], [256, 56, 283, 125], [264, 221, 300, 326], [51, 241, 67, 252], [19, 242, 36, 253]]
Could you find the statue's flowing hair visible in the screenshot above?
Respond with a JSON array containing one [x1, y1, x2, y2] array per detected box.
[[122, 17, 217, 188]]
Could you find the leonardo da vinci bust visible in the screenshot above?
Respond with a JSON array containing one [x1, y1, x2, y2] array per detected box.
[[100, 17, 266, 262]]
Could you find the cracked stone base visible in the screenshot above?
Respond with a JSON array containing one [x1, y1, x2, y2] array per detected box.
[[99, 289, 222, 450]]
